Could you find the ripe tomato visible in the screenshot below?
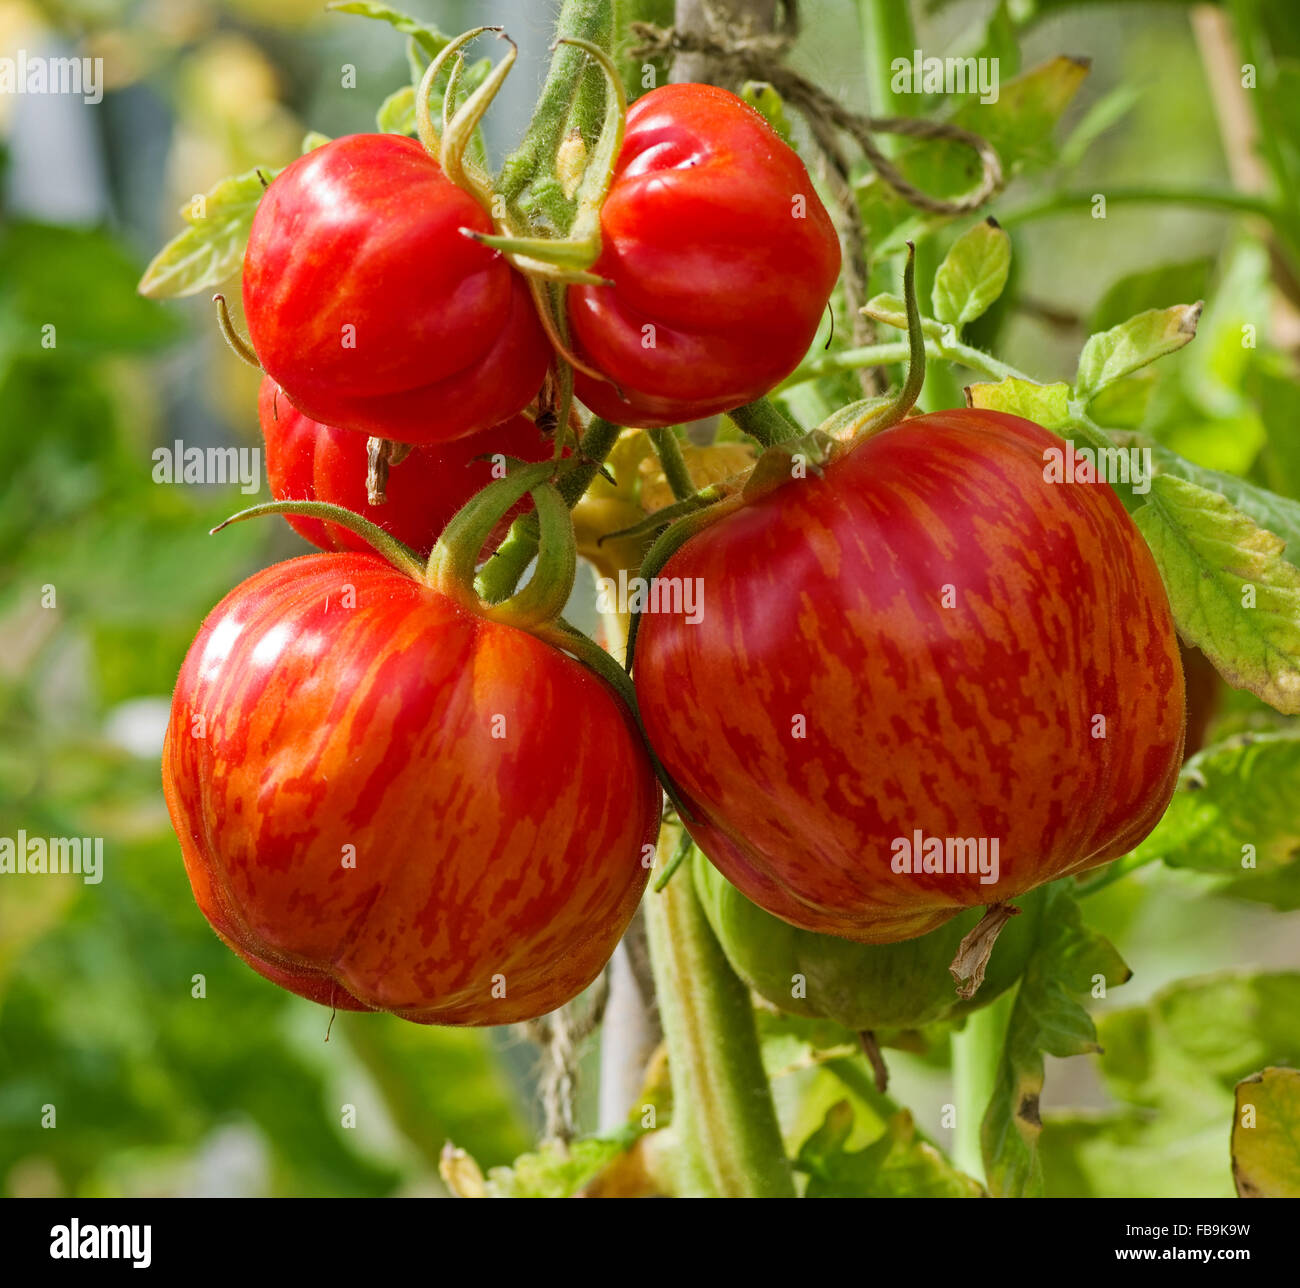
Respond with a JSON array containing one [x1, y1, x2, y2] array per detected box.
[[258, 378, 551, 559], [243, 134, 550, 445], [634, 410, 1185, 942], [568, 84, 840, 428], [163, 554, 658, 1024]]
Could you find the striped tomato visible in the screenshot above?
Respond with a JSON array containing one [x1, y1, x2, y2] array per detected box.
[[634, 410, 1185, 943], [163, 552, 658, 1024], [259, 378, 551, 558]]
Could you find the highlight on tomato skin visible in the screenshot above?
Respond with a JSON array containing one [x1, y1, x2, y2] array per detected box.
[[633, 408, 1187, 944], [242, 134, 551, 446], [568, 83, 842, 429], [162, 552, 660, 1026], [258, 378, 553, 559]]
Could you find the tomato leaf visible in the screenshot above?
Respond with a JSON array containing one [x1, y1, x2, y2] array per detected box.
[[1132, 731, 1300, 906], [326, 0, 448, 61], [1133, 474, 1300, 715], [966, 376, 1070, 428], [1041, 973, 1300, 1198], [137, 166, 278, 299], [1233, 1067, 1300, 1197], [1090, 258, 1214, 333], [932, 218, 1011, 327], [982, 882, 1129, 1198], [796, 1102, 984, 1198], [470, 1125, 643, 1198], [1075, 303, 1203, 402], [860, 56, 1091, 253], [741, 82, 795, 146], [376, 85, 415, 135]]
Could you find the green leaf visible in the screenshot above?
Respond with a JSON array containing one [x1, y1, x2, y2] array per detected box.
[[138, 166, 278, 299], [796, 1102, 984, 1198], [932, 218, 1012, 327], [376, 85, 415, 135], [1090, 259, 1213, 333], [1075, 304, 1203, 402], [1041, 973, 1300, 1198], [741, 82, 794, 146], [1133, 732, 1300, 906], [859, 56, 1090, 253], [482, 1126, 642, 1197], [1132, 474, 1300, 714], [1127, 436, 1300, 563], [326, 0, 447, 61], [982, 883, 1130, 1197], [966, 376, 1070, 429], [1233, 1067, 1300, 1197]]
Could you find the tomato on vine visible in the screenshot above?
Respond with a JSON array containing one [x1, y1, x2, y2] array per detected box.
[[164, 467, 660, 1025], [242, 134, 551, 445], [565, 84, 841, 428], [259, 377, 552, 559], [633, 409, 1186, 958]]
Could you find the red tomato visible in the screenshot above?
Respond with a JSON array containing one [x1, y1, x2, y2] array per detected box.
[[243, 134, 550, 444], [163, 554, 658, 1024], [568, 84, 841, 429], [258, 377, 551, 559], [634, 410, 1185, 943]]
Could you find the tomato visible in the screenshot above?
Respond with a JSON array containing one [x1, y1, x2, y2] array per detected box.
[[258, 377, 551, 559], [163, 553, 658, 1024], [694, 852, 1045, 1031], [568, 84, 841, 429], [243, 134, 550, 445], [634, 410, 1185, 942]]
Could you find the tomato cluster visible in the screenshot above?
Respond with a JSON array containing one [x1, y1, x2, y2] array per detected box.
[[164, 65, 1185, 1032]]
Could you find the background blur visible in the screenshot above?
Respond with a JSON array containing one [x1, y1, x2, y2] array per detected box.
[[2, 0, 1299, 1197]]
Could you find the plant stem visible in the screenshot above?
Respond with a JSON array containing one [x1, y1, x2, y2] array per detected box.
[[950, 987, 1014, 1185], [648, 427, 695, 501], [855, 0, 916, 155], [644, 824, 796, 1197], [728, 395, 801, 446], [785, 325, 1032, 391], [997, 185, 1280, 230], [476, 416, 623, 604], [498, 0, 615, 227]]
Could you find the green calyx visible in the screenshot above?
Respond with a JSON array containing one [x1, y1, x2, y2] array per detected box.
[[210, 500, 425, 581], [623, 498, 741, 674], [425, 459, 576, 630]]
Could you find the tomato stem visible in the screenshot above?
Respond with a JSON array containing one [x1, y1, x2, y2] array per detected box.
[[848, 240, 924, 443], [427, 460, 578, 629], [210, 500, 424, 581], [211, 294, 261, 370], [476, 417, 624, 604], [644, 826, 797, 1197], [728, 396, 801, 447], [648, 428, 695, 502]]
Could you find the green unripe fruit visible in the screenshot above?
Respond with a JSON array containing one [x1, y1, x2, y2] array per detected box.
[[693, 851, 1044, 1032]]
